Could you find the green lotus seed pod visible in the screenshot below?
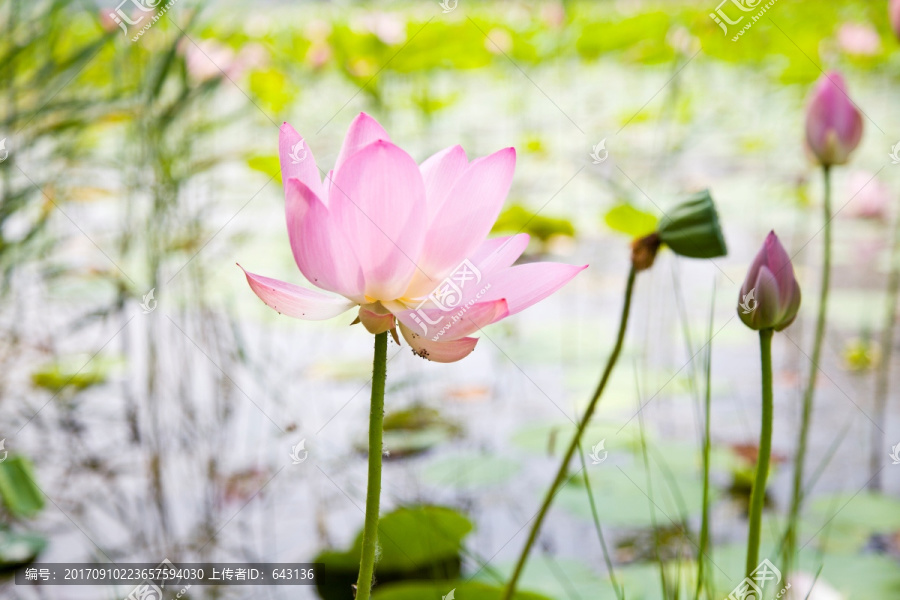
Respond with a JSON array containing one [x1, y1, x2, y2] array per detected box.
[[657, 190, 727, 259]]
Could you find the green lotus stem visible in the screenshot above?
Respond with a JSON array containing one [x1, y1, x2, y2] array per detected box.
[[746, 328, 774, 576], [869, 208, 900, 491], [355, 331, 388, 600], [784, 165, 831, 574], [503, 265, 637, 600], [577, 444, 623, 600], [695, 308, 714, 600]]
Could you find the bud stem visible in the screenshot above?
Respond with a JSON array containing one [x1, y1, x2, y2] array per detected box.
[[355, 331, 388, 600], [783, 164, 831, 575], [503, 265, 637, 600], [746, 328, 774, 576], [869, 206, 900, 491]]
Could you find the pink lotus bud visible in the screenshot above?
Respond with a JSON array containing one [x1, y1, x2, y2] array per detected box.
[[805, 71, 863, 166], [891, 0, 900, 41], [738, 231, 801, 332]]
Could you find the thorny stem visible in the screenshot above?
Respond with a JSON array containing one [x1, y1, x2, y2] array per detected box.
[[355, 331, 388, 600], [503, 266, 637, 600]]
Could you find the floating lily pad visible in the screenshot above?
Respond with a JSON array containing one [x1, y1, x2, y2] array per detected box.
[[0, 531, 46, 569], [471, 556, 616, 600], [510, 420, 644, 457], [556, 461, 706, 528], [420, 453, 520, 489], [314, 506, 472, 600], [809, 492, 900, 536], [31, 355, 116, 393], [373, 580, 551, 600], [795, 552, 900, 599], [357, 404, 462, 459]]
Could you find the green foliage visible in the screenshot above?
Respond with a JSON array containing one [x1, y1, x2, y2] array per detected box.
[[31, 356, 114, 393], [421, 453, 520, 489], [491, 204, 575, 244], [360, 404, 462, 458], [247, 155, 281, 183], [314, 506, 473, 599], [249, 68, 295, 114], [315, 505, 473, 570], [0, 530, 46, 569], [604, 203, 659, 238], [577, 12, 675, 64], [0, 457, 44, 518]]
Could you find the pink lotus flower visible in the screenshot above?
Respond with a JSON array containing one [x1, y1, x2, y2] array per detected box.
[[738, 231, 801, 332], [805, 71, 863, 167], [844, 170, 890, 220], [836, 23, 881, 56], [241, 113, 586, 362]]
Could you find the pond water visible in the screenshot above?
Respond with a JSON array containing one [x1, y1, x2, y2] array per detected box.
[[3, 3, 900, 599]]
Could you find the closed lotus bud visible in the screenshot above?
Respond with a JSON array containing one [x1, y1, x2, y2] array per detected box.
[[891, 0, 900, 41], [656, 190, 728, 259], [805, 71, 863, 167], [738, 231, 801, 331]]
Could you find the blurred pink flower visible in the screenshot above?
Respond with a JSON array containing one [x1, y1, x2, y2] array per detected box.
[[738, 231, 801, 331], [805, 71, 864, 167], [837, 23, 882, 56], [306, 43, 332, 69], [180, 40, 267, 82], [540, 2, 566, 29], [355, 12, 406, 45], [99, 8, 121, 34], [844, 170, 891, 220], [241, 113, 585, 362]]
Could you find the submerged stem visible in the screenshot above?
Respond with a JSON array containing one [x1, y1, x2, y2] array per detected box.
[[355, 331, 388, 600], [746, 328, 774, 576], [502, 266, 637, 600], [784, 164, 831, 574]]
